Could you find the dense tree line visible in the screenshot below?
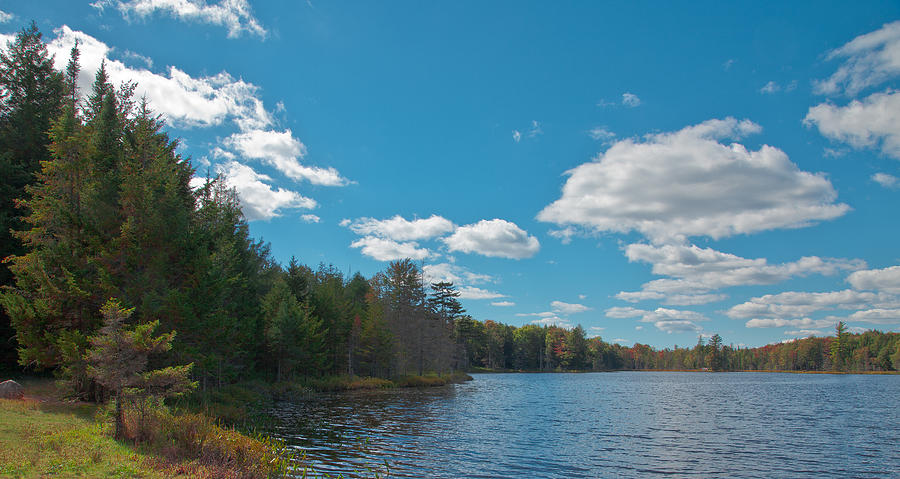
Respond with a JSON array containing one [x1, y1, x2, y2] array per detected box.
[[0, 25, 467, 391], [1, 25, 897, 396], [456, 323, 900, 373]]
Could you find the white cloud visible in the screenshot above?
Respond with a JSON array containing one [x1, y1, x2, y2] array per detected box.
[[785, 329, 824, 337], [537, 118, 849, 243], [550, 301, 592, 314], [848, 265, 900, 293], [119, 49, 153, 68], [872, 172, 899, 188], [92, 0, 267, 38], [491, 301, 515, 307], [300, 214, 320, 223], [745, 318, 834, 329], [814, 21, 900, 96], [45, 26, 272, 130], [422, 262, 493, 286], [223, 129, 348, 186], [760, 81, 780, 94], [548, 226, 576, 245], [0, 10, 14, 23], [836, 308, 900, 324], [216, 161, 315, 221], [613, 338, 630, 343], [588, 127, 616, 142], [622, 92, 641, 107], [655, 320, 701, 334], [728, 289, 896, 319], [512, 130, 521, 143], [805, 90, 900, 159], [617, 243, 864, 302], [530, 316, 572, 328], [458, 286, 506, 300], [345, 215, 455, 241], [350, 236, 431, 262], [444, 219, 540, 259], [516, 311, 556, 318], [605, 306, 708, 324]]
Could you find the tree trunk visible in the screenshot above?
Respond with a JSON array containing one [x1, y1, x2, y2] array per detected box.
[[115, 389, 124, 441]]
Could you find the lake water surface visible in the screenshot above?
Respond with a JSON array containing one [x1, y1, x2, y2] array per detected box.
[[269, 372, 900, 478]]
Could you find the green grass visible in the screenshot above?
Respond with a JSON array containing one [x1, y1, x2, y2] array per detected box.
[[0, 379, 292, 479], [0, 394, 174, 478]]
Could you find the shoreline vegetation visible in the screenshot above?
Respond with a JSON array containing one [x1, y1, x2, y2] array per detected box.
[[0, 373, 472, 478]]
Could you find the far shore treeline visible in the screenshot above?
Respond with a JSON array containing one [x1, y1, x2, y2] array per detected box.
[[2, 24, 900, 398]]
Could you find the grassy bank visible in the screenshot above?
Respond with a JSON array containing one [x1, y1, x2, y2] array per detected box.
[[0, 379, 290, 479]]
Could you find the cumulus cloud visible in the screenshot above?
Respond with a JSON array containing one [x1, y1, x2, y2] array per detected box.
[[300, 214, 320, 223], [530, 316, 572, 328], [350, 236, 431, 262], [46, 26, 272, 130], [215, 161, 315, 221], [550, 301, 592, 314], [745, 318, 833, 329], [834, 308, 900, 324], [785, 329, 824, 337], [512, 130, 521, 142], [458, 286, 506, 300], [444, 219, 540, 259], [807, 22, 900, 159], [848, 265, 900, 293], [224, 129, 348, 185], [422, 262, 493, 286], [814, 21, 900, 96], [804, 91, 900, 159], [872, 172, 899, 188], [615, 243, 863, 304], [491, 301, 515, 307], [537, 118, 849, 243], [92, 0, 267, 38], [605, 306, 708, 323], [727, 289, 896, 319], [605, 306, 707, 332], [345, 215, 455, 241], [655, 320, 701, 333], [622, 92, 641, 107]]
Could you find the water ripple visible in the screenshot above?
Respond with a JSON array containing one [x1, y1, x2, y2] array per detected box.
[[268, 372, 900, 478]]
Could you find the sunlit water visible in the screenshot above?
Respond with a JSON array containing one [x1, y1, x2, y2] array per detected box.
[[268, 372, 900, 478]]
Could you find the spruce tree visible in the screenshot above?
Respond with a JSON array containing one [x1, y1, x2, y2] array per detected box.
[[0, 23, 65, 371]]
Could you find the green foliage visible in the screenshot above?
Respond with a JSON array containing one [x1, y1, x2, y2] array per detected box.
[[262, 279, 326, 381], [86, 298, 195, 440], [830, 321, 848, 371], [0, 22, 66, 372]]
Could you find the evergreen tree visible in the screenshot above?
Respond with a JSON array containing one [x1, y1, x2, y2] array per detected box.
[[831, 321, 848, 371], [0, 23, 65, 371], [261, 279, 325, 381], [86, 298, 194, 441]]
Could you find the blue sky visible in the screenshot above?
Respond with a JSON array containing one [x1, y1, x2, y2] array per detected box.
[[5, 1, 900, 348]]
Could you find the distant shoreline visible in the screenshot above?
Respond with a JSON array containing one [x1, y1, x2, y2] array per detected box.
[[467, 368, 900, 376]]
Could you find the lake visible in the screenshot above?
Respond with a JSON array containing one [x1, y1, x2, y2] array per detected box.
[[268, 372, 900, 478]]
